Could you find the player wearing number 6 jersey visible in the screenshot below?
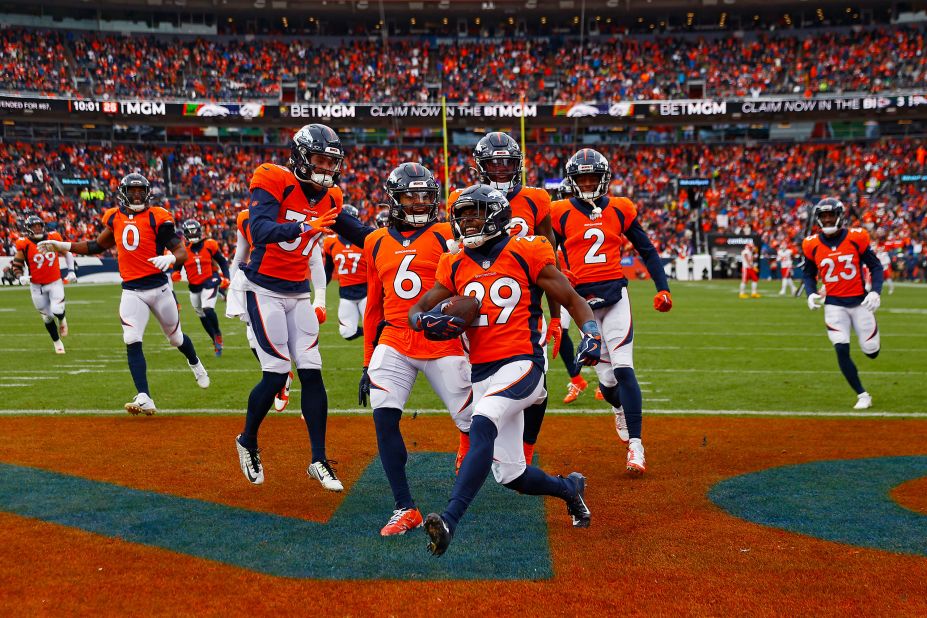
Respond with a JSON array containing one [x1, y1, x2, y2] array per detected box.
[[357, 163, 474, 537], [12, 215, 77, 354], [323, 204, 368, 340], [802, 197, 884, 410], [38, 173, 210, 415], [410, 184, 600, 556], [551, 148, 672, 475]]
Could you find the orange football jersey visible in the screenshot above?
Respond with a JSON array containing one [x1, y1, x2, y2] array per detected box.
[[449, 185, 551, 238], [183, 238, 220, 286], [435, 235, 555, 368], [551, 196, 637, 284], [102, 206, 175, 285], [16, 232, 63, 285], [327, 236, 366, 288], [236, 209, 252, 248], [363, 222, 463, 365], [245, 163, 342, 289], [802, 228, 871, 299]]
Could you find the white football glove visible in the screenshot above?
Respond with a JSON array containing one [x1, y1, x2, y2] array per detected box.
[[445, 238, 461, 255], [861, 291, 881, 312], [18, 275, 31, 285], [148, 254, 177, 272], [807, 293, 824, 311], [37, 239, 71, 253], [65, 271, 78, 283]]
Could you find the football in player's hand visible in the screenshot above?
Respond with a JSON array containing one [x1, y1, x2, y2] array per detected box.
[[441, 295, 481, 326]]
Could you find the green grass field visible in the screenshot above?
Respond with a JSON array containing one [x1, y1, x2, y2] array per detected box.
[[1, 279, 925, 414]]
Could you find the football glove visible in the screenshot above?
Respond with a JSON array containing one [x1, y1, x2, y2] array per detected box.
[[219, 276, 230, 290], [18, 274, 31, 285], [807, 292, 824, 311], [546, 319, 563, 359], [37, 239, 71, 253], [576, 320, 602, 366], [861, 291, 881, 312], [171, 270, 182, 282], [299, 210, 337, 238], [148, 254, 177, 272], [653, 290, 673, 312], [358, 367, 371, 407], [412, 304, 467, 341], [65, 271, 78, 284], [314, 305, 327, 325]]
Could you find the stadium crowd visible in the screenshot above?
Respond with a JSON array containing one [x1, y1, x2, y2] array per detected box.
[[2, 139, 926, 279], [2, 25, 925, 102]]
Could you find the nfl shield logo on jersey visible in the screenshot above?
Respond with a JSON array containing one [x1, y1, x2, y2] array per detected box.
[[482, 260, 491, 269]]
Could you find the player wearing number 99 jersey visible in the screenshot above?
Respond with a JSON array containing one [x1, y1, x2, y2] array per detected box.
[[801, 197, 884, 410], [551, 148, 673, 476], [38, 173, 209, 415]]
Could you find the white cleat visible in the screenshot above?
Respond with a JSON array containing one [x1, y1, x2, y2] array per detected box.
[[613, 406, 629, 443], [53, 340, 65, 354], [189, 360, 210, 388], [59, 319, 69, 337], [854, 392, 873, 410], [236, 434, 264, 484], [626, 439, 646, 476], [307, 460, 344, 492], [125, 393, 157, 416]]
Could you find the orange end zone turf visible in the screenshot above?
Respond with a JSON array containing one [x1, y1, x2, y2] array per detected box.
[[1, 415, 926, 615]]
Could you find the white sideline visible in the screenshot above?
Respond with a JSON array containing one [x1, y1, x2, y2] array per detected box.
[[0, 408, 925, 418]]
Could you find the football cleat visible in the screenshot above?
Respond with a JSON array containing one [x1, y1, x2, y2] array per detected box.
[[214, 335, 223, 357], [854, 392, 873, 410], [613, 406, 629, 443], [189, 360, 210, 388], [380, 508, 424, 537], [236, 434, 264, 485], [751, 293, 762, 299], [564, 472, 591, 528], [626, 440, 646, 476], [274, 371, 294, 412], [58, 319, 68, 337], [594, 386, 604, 401], [307, 459, 344, 492], [455, 432, 470, 475], [563, 375, 588, 404], [53, 340, 65, 354], [738, 293, 749, 299], [125, 393, 156, 416], [424, 513, 453, 556]]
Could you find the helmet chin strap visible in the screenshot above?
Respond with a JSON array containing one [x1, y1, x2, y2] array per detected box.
[[310, 171, 335, 188], [821, 225, 840, 235], [128, 202, 147, 212]]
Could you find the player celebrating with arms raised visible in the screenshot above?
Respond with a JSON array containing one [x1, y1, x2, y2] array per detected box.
[[39, 173, 210, 414], [802, 198, 883, 409]]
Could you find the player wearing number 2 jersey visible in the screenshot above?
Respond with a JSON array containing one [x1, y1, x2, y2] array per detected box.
[[802, 197, 884, 410], [38, 173, 210, 415], [12, 215, 77, 354]]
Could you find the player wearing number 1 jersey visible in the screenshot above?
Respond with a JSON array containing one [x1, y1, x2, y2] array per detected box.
[[357, 163, 473, 537], [12, 216, 77, 353], [178, 219, 230, 356], [324, 204, 368, 340], [552, 148, 673, 475], [802, 197, 884, 410], [39, 173, 210, 415]]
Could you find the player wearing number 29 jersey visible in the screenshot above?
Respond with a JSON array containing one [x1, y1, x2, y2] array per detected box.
[[801, 197, 884, 410]]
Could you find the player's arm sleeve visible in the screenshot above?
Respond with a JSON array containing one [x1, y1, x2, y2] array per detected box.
[[248, 188, 302, 244], [624, 220, 670, 292], [213, 250, 231, 279], [229, 230, 249, 274], [861, 248, 884, 294], [11, 247, 25, 275], [155, 220, 182, 250], [332, 211, 375, 247], [310, 242, 327, 308], [324, 251, 335, 284], [362, 245, 385, 367], [801, 244, 819, 295]]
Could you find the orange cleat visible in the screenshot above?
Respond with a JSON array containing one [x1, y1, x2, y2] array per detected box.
[[380, 508, 424, 536], [595, 386, 605, 401], [563, 375, 588, 404], [455, 432, 470, 475]]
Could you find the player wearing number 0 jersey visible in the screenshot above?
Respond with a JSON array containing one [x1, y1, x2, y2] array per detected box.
[[802, 197, 884, 410], [235, 123, 370, 492], [551, 148, 673, 475], [355, 163, 473, 537], [178, 219, 230, 357], [409, 184, 601, 557], [38, 173, 209, 415], [324, 204, 368, 340], [12, 216, 77, 353]]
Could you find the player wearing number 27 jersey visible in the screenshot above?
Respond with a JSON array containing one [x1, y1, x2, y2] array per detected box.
[[324, 204, 368, 340], [37, 173, 209, 415], [802, 197, 883, 410]]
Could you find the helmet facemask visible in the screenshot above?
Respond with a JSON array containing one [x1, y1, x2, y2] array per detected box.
[[476, 155, 522, 192], [390, 187, 438, 228], [452, 196, 509, 249], [292, 148, 343, 188], [569, 171, 610, 203], [814, 201, 845, 236], [120, 184, 151, 213]]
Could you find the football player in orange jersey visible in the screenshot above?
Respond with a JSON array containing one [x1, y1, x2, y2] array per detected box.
[[409, 185, 602, 556], [552, 148, 673, 475], [802, 198, 884, 410], [235, 124, 365, 491], [177, 219, 231, 356], [39, 173, 210, 415], [357, 163, 474, 537], [448, 132, 562, 464], [11, 215, 77, 353], [323, 204, 368, 340]]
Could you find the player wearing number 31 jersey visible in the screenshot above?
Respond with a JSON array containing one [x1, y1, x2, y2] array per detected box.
[[38, 173, 210, 415], [802, 197, 883, 410]]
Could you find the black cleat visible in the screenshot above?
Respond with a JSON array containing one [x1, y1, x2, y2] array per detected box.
[[565, 472, 591, 528], [424, 513, 453, 556]]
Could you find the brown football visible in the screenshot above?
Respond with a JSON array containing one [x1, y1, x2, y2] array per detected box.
[[441, 295, 481, 326]]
